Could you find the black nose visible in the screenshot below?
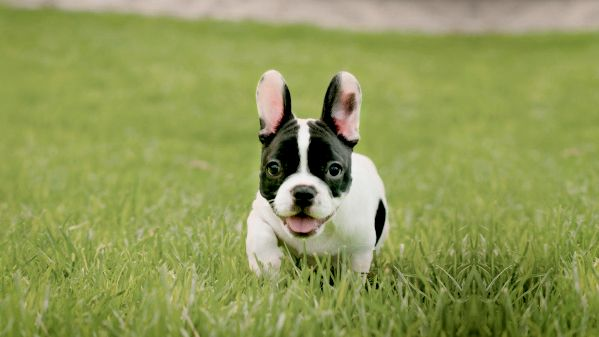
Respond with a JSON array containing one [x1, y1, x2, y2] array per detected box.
[[292, 185, 316, 207]]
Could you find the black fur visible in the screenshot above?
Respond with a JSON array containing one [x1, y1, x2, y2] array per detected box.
[[307, 120, 353, 198], [259, 119, 300, 201], [374, 200, 386, 245], [321, 74, 341, 130]]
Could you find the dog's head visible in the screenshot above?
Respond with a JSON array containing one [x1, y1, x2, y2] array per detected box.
[[255, 70, 362, 237]]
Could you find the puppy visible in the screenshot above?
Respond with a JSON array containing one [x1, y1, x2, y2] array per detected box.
[[246, 70, 388, 274]]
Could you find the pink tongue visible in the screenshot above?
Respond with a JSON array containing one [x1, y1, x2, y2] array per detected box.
[[285, 216, 320, 234]]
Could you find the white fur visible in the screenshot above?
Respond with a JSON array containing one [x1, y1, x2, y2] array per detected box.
[[246, 152, 388, 275], [297, 119, 310, 173]]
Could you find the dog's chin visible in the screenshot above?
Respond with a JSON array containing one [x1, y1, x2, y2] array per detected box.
[[280, 212, 332, 238]]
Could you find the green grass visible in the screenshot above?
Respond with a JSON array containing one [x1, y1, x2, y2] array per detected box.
[[1, 6, 599, 336]]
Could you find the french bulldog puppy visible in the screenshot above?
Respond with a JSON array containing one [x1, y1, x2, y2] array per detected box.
[[246, 70, 388, 274]]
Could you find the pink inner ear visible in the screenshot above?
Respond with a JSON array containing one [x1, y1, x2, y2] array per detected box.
[[333, 92, 360, 141], [257, 81, 284, 134], [342, 93, 356, 114]]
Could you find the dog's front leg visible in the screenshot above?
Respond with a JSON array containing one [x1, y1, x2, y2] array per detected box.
[[246, 210, 283, 275], [350, 250, 374, 274]]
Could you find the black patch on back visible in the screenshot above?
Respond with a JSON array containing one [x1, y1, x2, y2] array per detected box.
[[259, 119, 300, 201], [375, 200, 386, 245], [306, 120, 353, 198]]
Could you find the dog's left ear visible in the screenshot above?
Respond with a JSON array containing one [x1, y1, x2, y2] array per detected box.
[[320, 71, 362, 147]]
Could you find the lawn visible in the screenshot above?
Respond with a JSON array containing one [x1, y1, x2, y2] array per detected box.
[[1, 6, 598, 337]]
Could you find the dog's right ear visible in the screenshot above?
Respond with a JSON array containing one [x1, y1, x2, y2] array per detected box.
[[256, 70, 294, 144], [320, 71, 361, 148]]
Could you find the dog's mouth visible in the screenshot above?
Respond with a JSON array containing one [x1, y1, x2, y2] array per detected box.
[[283, 212, 331, 237]]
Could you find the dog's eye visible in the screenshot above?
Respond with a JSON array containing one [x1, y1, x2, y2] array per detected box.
[[327, 162, 343, 178], [266, 160, 282, 177]]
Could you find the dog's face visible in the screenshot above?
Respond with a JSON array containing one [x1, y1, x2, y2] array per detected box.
[[255, 70, 362, 237]]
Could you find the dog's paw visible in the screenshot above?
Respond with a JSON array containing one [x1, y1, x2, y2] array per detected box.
[[248, 250, 283, 276], [350, 250, 374, 274]]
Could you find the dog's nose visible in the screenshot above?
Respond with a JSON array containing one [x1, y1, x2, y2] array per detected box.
[[292, 185, 316, 207]]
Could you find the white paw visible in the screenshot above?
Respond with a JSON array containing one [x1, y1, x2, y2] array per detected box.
[[350, 251, 374, 274], [248, 250, 283, 276]]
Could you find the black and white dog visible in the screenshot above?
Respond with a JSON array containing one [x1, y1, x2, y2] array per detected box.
[[246, 70, 388, 274]]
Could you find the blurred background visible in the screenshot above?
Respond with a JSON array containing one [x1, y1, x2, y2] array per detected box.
[[6, 0, 599, 33], [1, 1, 598, 336]]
